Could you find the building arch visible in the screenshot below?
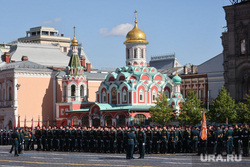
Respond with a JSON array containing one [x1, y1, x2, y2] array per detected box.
[[104, 114, 112, 126], [81, 115, 89, 127]]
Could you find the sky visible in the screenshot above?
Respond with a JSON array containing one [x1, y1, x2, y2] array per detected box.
[[0, 0, 232, 70]]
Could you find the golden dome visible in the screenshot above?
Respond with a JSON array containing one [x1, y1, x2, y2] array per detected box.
[[71, 36, 78, 46], [124, 11, 148, 44]]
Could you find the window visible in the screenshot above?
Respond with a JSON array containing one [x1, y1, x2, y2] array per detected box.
[[152, 90, 157, 102], [102, 91, 106, 103], [141, 48, 144, 58], [80, 85, 84, 97], [63, 86, 67, 97], [111, 87, 117, 102], [134, 48, 137, 58], [139, 89, 144, 102], [71, 85, 76, 97], [241, 39, 246, 55], [72, 116, 78, 126], [8, 87, 12, 101], [42, 31, 49, 35], [60, 108, 64, 115], [64, 47, 67, 52], [3, 89, 5, 101], [126, 48, 129, 59], [123, 90, 127, 102], [134, 114, 146, 126]]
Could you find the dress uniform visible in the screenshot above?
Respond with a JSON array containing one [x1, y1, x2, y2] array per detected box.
[[35, 127, 42, 150], [152, 127, 160, 154], [76, 127, 83, 152], [160, 126, 168, 154], [207, 126, 214, 154], [138, 127, 146, 158], [103, 128, 110, 153], [64, 127, 71, 151], [117, 127, 124, 153], [110, 127, 117, 153], [47, 127, 53, 151], [96, 127, 104, 153], [191, 126, 199, 153], [41, 126, 48, 151], [145, 126, 153, 154], [241, 124, 249, 157], [126, 128, 137, 159], [10, 128, 20, 156], [226, 126, 233, 155], [169, 126, 176, 154], [233, 124, 241, 156]]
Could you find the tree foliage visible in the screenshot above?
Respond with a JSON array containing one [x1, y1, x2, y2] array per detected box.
[[149, 93, 174, 125], [208, 86, 237, 124], [178, 90, 202, 125], [236, 93, 250, 123]]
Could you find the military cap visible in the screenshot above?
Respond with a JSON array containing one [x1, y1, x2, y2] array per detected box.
[[131, 127, 135, 131]]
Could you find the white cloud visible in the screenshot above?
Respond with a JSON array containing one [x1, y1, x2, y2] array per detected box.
[[99, 23, 133, 37], [42, 18, 62, 25]]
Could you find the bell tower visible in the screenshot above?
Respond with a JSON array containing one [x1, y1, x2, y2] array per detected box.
[[124, 10, 148, 67]]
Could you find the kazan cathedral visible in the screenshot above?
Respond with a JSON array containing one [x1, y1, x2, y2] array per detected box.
[[56, 11, 183, 127]]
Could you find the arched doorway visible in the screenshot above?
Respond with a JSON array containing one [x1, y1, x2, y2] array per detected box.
[[92, 118, 100, 128], [81, 115, 89, 127], [104, 115, 112, 126], [134, 114, 146, 126], [116, 114, 125, 126]]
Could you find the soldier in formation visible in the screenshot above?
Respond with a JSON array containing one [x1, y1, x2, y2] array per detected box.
[[5, 123, 249, 157]]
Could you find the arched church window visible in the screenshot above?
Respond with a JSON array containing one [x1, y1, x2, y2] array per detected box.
[[111, 87, 117, 103], [71, 85, 76, 97], [141, 48, 144, 58], [134, 48, 137, 58], [126, 48, 129, 59], [152, 89, 157, 102], [123, 89, 127, 102], [3, 89, 5, 101], [139, 89, 144, 102], [102, 91, 106, 103], [63, 86, 67, 97], [80, 85, 84, 97], [8, 87, 12, 101]]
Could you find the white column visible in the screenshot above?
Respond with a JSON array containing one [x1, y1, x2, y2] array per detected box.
[[76, 86, 80, 101], [89, 118, 92, 127]]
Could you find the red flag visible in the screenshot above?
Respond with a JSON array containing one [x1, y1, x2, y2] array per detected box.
[[24, 116, 26, 128], [38, 115, 40, 127], [200, 109, 207, 141], [14, 116, 16, 129], [47, 118, 49, 127], [31, 118, 33, 130], [226, 117, 228, 125], [18, 115, 20, 128]]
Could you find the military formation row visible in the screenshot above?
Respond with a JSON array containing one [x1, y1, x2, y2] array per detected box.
[[7, 124, 249, 157]]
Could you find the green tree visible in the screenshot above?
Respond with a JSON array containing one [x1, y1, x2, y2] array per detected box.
[[178, 90, 202, 125], [149, 93, 174, 125], [236, 93, 250, 123], [208, 86, 237, 123]]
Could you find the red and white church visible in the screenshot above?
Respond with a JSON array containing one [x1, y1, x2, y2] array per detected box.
[[56, 11, 183, 127]]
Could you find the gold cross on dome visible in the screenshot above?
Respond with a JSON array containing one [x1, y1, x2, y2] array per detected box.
[[73, 26, 76, 37], [134, 10, 137, 22]]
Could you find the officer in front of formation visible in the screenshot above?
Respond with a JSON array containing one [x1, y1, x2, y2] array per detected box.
[[126, 127, 137, 159], [138, 126, 146, 159], [10, 128, 20, 156]]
